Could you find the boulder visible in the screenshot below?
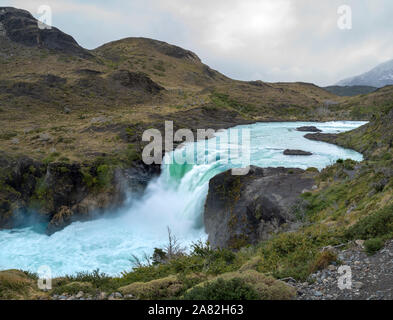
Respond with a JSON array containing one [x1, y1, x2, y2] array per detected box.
[[204, 166, 317, 248], [283, 149, 313, 156], [296, 126, 322, 132]]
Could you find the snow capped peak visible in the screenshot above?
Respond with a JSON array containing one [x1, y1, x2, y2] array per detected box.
[[337, 59, 393, 88]]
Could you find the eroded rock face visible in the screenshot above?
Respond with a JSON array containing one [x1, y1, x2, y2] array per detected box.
[[110, 70, 164, 94], [204, 166, 317, 249]]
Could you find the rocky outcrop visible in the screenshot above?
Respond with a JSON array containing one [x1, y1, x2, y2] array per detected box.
[[296, 126, 322, 132], [0, 7, 91, 58], [110, 70, 164, 94], [0, 154, 160, 234], [284, 149, 313, 156], [140, 37, 201, 62], [204, 166, 317, 249], [304, 133, 338, 144]]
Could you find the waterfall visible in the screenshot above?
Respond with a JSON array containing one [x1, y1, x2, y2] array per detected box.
[[0, 121, 366, 276]]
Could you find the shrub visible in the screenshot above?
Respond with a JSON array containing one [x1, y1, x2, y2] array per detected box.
[[0, 131, 17, 140], [184, 270, 295, 300], [118, 275, 184, 299], [310, 250, 337, 273], [183, 278, 259, 300], [65, 269, 111, 288], [345, 204, 393, 241], [0, 270, 46, 299], [43, 152, 61, 164], [82, 170, 96, 188], [364, 238, 385, 255], [343, 159, 356, 170], [97, 164, 113, 188], [257, 227, 342, 281], [306, 167, 319, 173]]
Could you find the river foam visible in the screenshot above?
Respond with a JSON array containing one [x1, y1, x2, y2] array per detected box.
[[0, 121, 366, 276]]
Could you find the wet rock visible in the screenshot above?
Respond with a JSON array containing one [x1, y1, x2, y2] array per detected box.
[[283, 149, 313, 156], [296, 126, 322, 132], [47, 206, 73, 234], [204, 166, 316, 248], [304, 133, 338, 144]]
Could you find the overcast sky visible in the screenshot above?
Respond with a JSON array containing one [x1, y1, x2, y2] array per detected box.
[[3, 0, 393, 86]]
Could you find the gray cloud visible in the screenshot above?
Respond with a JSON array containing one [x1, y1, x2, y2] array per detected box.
[[5, 0, 393, 86]]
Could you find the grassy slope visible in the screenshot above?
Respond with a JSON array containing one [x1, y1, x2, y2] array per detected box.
[[1, 35, 378, 165]]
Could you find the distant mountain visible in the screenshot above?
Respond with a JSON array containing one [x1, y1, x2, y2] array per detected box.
[[337, 59, 393, 88], [323, 85, 377, 97]]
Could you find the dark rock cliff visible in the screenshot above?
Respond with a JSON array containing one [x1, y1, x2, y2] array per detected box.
[[0, 7, 91, 57], [204, 166, 317, 249], [0, 153, 160, 234]]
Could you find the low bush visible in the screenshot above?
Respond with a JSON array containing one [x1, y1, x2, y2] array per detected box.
[[364, 238, 385, 255], [184, 270, 295, 300], [65, 269, 111, 288], [345, 204, 393, 241], [118, 275, 185, 299], [310, 250, 337, 273], [256, 226, 342, 281], [183, 278, 259, 300]]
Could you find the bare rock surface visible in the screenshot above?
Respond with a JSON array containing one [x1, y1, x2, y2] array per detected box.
[[293, 240, 393, 300], [204, 166, 317, 248], [0, 7, 91, 57]]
